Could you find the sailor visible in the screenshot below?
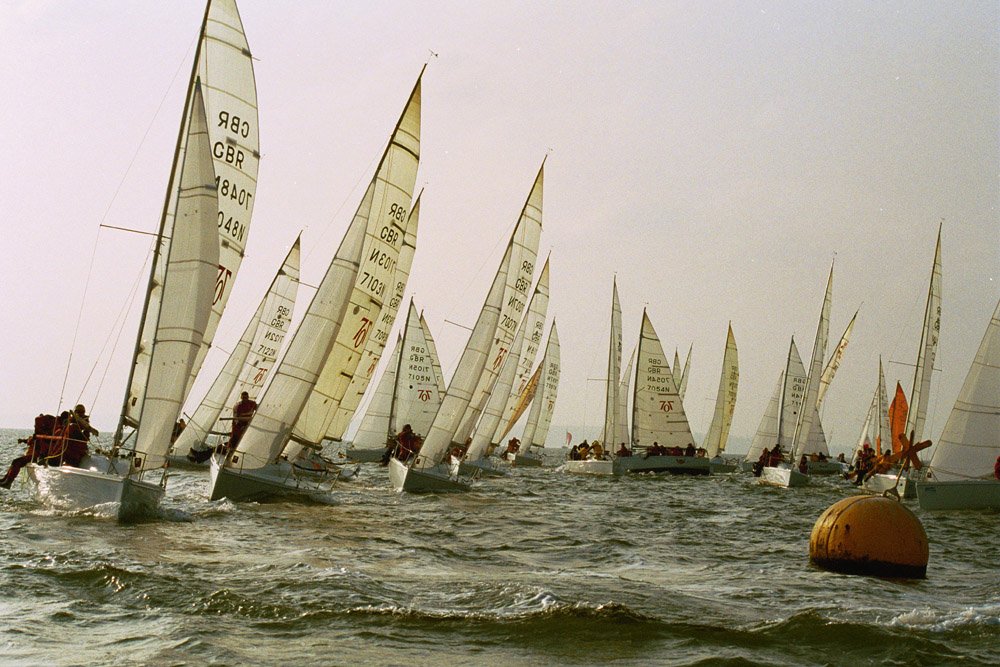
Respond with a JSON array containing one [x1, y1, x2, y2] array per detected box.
[[994, 455, 1000, 480], [395, 424, 419, 461], [685, 443, 696, 457], [171, 418, 186, 444], [71, 404, 99, 440], [616, 442, 631, 458], [798, 454, 809, 474], [229, 391, 257, 449]]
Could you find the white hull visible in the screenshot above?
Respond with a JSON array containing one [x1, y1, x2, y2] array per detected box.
[[564, 459, 614, 476], [459, 458, 509, 478], [863, 472, 917, 499], [27, 456, 164, 521], [165, 453, 209, 471], [510, 451, 543, 467], [208, 457, 332, 502], [614, 455, 711, 476], [388, 457, 470, 493], [758, 464, 809, 488], [916, 479, 1000, 510]]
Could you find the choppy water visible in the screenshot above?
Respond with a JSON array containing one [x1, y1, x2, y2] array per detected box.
[[1, 429, 998, 666]]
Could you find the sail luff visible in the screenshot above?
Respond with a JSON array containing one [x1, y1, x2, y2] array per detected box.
[[616, 345, 634, 447], [679, 344, 692, 401], [603, 279, 622, 446], [817, 308, 858, 408], [745, 371, 782, 463], [703, 324, 739, 458]]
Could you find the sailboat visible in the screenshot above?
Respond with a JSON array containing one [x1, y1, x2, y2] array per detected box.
[[346, 300, 445, 463], [460, 259, 550, 477], [864, 227, 941, 497], [28, 82, 220, 519], [916, 298, 1000, 510], [759, 265, 832, 488], [208, 71, 422, 502], [613, 310, 708, 475], [703, 324, 739, 473], [389, 164, 543, 492], [169, 236, 300, 468], [507, 322, 561, 467], [564, 279, 621, 476], [27, 1, 258, 519]]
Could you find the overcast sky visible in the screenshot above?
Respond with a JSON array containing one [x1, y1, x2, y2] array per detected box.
[[1, 1, 996, 454]]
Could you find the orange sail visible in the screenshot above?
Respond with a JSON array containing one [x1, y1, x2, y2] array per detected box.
[[887, 382, 909, 455]]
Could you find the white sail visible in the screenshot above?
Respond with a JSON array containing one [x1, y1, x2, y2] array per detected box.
[[925, 299, 1000, 482], [745, 372, 782, 463], [679, 344, 692, 401], [615, 346, 635, 448], [878, 359, 891, 451], [780, 339, 808, 451], [414, 249, 511, 469], [391, 301, 445, 440], [854, 389, 877, 455], [802, 409, 830, 457], [127, 0, 260, 421], [351, 333, 401, 450], [133, 83, 220, 472], [454, 167, 544, 444], [174, 237, 300, 452], [631, 310, 695, 450], [325, 194, 422, 442], [492, 258, 550, 444], [231, 74, 421, 470], [422, 313, 447, 397], [817, 308, 858, 407], [286, 79, 421, 452], [906, 227, 943, 442], [521, 321, 560, 451], [602, 279, 623, 446], [671, 349, 682, 392], [703, 324, 739, 458], [790, 266, 832, 462]]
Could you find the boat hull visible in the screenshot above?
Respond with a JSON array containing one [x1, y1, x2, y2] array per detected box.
[[709, 457, 738, 474], [458, 459, 509, 478], [758, 464, 809, 488], [208, 457, 331, 502], [344, 446, 385, 463], [806, 460, 847, 476], [863, 472, 917, 499], [388, 457, 470, 493], [27, 457, 164, 521], [613, 455, 711, 476], [916, 479, 1000, 510], [511, 451, 543, 467], [564, 459, 614, 475]]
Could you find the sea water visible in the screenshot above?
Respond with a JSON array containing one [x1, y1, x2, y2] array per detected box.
[[1, 430, 997, 666]]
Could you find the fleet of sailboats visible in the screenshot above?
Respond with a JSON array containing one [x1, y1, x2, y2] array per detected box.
[[9, 1, 996, 528]]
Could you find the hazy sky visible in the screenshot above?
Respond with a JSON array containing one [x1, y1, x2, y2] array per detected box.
[[1, 1, 997, 455]]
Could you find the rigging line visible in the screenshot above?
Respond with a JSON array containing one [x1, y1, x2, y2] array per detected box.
[[57, 33, 198, 412], [303, 153, 380, 267], [77, 245, 153, 412]]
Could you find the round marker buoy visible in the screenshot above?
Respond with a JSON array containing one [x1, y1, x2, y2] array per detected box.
[[809, 495, 928, 578]]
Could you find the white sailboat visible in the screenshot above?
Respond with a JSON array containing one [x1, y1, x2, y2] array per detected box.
[[613, 310, 708, 475], [759, 264, 832, 488], [916, 298, 1000, 510], [509, 321, 561, 467], [703, 324, 739, 473], [28, 81, 220, 519], [209, 72, 422, 502], [390, 165, 544, 492], [347, 300, 445, 463], [564, 279, 621, 476], [461, 259, 550, 477], [865, 228, 942, 496], [169, 236, 300, 467]]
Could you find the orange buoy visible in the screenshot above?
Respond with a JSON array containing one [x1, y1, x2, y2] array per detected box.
[[809, 495, 928, 578]]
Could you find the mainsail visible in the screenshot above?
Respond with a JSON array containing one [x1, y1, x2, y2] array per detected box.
[[520, 322, 561, 451], [789, 265, 832, 462], [602, 279, 623, 446], [615, 346, 635, 448], [905, 226, 942, 442], [630, 310, 695, 450]]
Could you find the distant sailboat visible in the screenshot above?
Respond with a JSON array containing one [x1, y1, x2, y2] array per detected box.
[[208, 71, 422, 502], [508, 321, 561, 467], [703, 324, 739, 473], [916, 298, 1000, 510]]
